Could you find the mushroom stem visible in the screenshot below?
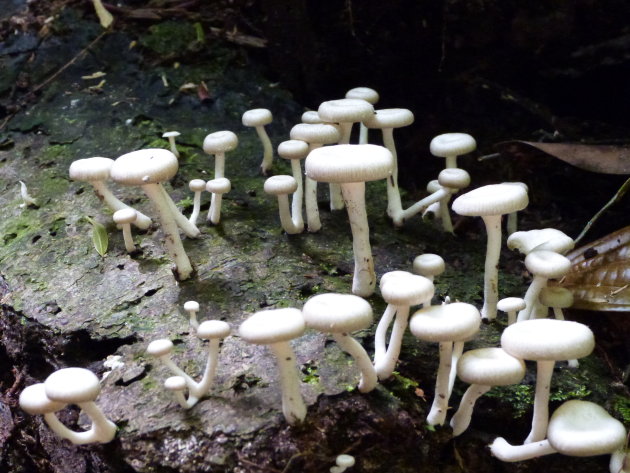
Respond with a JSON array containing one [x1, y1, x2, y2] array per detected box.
[[305, 177, 322, 232], [332, 332, 378, 393], [189, 191, 203, 225], [120, 222, 135, 253], [518, 276, 548, 323], [507, 212, 518, 235], [341, 181, 376, 297], [450, 384, 491, 436], [159, 185, 201, 238], [78, 401, 117, 443], [526, 360, 555, 443], [490, 437, 556, 462], [268, 341, 307, 425], [255, 126, 274, 175], [275, 193, 302, 234], [448, 340, 465, 398], [143, 184, 193, 280], [290, 159, 305, 230], [438, 191, 455, 233], [90, 180, 152, 229], [195, 338, 221, 397], [208, 194, 223, 224], [480, 214, 502, 320], [427, 341, 453, 426], [374, 305, 409, 381], [398, 188, 450, 226], [610, 449, 629, 473], [373, 304, 397, 370], [42, 411, 91, 443], [381, 129, 403, 219]]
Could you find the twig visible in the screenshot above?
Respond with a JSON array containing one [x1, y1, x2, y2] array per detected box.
[[574, 176, 630, 245]]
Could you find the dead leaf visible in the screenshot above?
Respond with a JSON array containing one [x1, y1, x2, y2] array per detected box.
[[495, 141, 630, 174], [555, 226, 630, 311]]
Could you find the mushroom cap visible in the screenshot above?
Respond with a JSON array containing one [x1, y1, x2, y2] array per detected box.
[[501, 319, 595, 361], [197, 320, 231, 340], [242, 108, 273, 127], [547, 400, 627, 456], [524, 250, 572, 279], [277, 139, 310, 160], [334, 453, 356, 468], [317, 98, 375, 124], [539, 286, 574, 309], [19, 383, 66, 414], [457, 347, 526, 386], [69, 157, 114, 182], [238, 308, 305, 345], [452, 183, 529, 217], [380, 272, 434, 306], [301, 111, 323, 124], [379, 270, 411, 289], [412, 254, 446, 278], [162, 131, 181, 138], [345, 86, 379, 104], [264, 175, 298, 195], [305, 144, 393, 183], [183, 300, 199, 312], [111, 149, 178, 185], [409, 302, 481, 342], [364, 108, 414, 129], [206, 177, 231, 194], [507, 228, 575, 255], [164, 376, 187, 392], [290, 123, 341, 145], [44, 368, 101, 404], [113, 208, 137, 224], [430, 133, 477, 157], [497, 297, 526, 313], [202, 131, 238, 154], [302, 293, 373, 333], [437, 168, 471, 190], [189, 179, 206, 192], [146, 339, 174, 357]]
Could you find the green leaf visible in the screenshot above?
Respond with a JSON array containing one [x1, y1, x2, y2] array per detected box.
[[85, 216, 108, 257]]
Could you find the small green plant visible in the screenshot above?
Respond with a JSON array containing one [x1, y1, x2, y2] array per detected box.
[[85, 216, 108, 256]]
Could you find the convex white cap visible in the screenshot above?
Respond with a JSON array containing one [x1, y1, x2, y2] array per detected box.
[[437, 168, 471, 189], [508, 228, 575, 255], [146, 339, 174, 357], [111, 149, 178, 185], [302, 293, 372, 333], [189, 179, 206, 192], [290, 123, 341, 145], [239, 308, 305, 344], [113, 208, 137, 225], [317, 98, 374, 124], [305, 144, 393, 183], [264, 175, 298, 195], [203, 131, 238, 154], [501, 319, 594, 361], [409, 302, 480, 342], [452, 183, 528, 217], [413, 254, 445, 279], [197, 320, 231, 340], [380, 271, 434, 306], [540, 286, 574, 308], [457, 347, 526, 386], [364, 108, 414, 129], [44, 368, 101, 404], [430, 133, 476, 158], [242, 108, 272, 127], [20, 383, 65, 414], [345, 86, 379, 104], [278, 140, 309, 160], [525, 250, 572, 280], [206, 177, 231, 194], [69, 157, 114, 181]]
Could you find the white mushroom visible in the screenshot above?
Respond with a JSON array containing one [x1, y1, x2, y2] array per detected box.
[[330, 453, 356, 473], [302, 293, 377, 393], [162, 131, 181, 158], [264, 175, 302, 234], [305, 144, 393, 296], [188, 178, 206, 225], [497, 297, 526, 326], [69, 157, 152, 229], [501, 319, 595, 443], [184, 300, 200, 329], [277, 139, 310, 232], [412, 254, 446, 282], [19, 383, 78, 442], [345, 86, 379, 144], [239, 308, 307, 425], [429, 133, 476, 169], [242, 108, 274, 175], [113, 208, 138, 253], [452, 183, 529, 319], [205, 177, 231, 225]]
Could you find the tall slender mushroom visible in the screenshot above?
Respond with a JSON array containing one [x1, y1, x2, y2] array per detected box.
[[162, 131, 181, 158], [501, 319, 595, 443], [409, 302, 481, 426], [242, 108, 274, 175], [264, 175, 302, 234], [305, 144, 393, 297], [277, 139, 310, 232], [317, 98, 375, 210], [452, 183, 529, 319], [238, 308, 307, 425], [69, 157, 152, 229], [430, 133, 476, 169], [113, 208, 137, 253], [188, 179, 206, 225], [110, 149, 194, 280], [345, 86, 380, 144], [363, 108, 414, 219], [205, 178, 231, 225], [302, 293, 377, 392]]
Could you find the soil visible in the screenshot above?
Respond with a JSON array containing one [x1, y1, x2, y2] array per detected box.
[[0, 1, 628, 473]]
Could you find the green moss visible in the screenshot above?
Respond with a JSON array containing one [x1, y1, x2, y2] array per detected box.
[[612, 395, 630, 424], [140, 22, 200, 57], [301, 362, 320, 385], [486, 384, 534, 418]]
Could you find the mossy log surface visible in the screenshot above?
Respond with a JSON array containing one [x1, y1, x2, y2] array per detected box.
[[0, 5, 627, 473]]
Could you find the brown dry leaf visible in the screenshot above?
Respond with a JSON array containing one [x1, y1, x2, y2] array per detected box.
[[555, 226, 630, 311], [495, 141, 630, 174]]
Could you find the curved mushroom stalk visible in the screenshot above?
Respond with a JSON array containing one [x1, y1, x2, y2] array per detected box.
[[333, 332, 378, 393], [268, 341, 307, 424], [450, 384, 492, 436], [490, 437, 556, 462], [373, 304, 397, 371], [426, 340, 454, 426]]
